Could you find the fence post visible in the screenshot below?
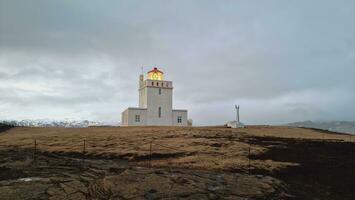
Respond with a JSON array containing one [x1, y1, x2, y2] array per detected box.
[[149, 141, 152, 168], [33, 139, 37, 165], [248, 143, 251, 175], [83, 139, 86, 154], [82, 139, 86, 168]]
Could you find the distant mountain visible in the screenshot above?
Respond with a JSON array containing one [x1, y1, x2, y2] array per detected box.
[[286, 120, 355, 135], [0, 122, 14, 132], [0, 119, 112, 128]]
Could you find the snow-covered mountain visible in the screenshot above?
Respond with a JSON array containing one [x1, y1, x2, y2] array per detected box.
[[0, 119, 114, 128]]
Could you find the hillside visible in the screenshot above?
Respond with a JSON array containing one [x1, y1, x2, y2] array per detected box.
[[0, 126, 354, 200], [0, 123, 13, 132], [287, 120, 355, 135]]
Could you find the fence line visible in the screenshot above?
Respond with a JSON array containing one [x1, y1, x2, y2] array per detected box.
[[149, 141, 152, 168], [1, 137, 264, 176], [0, 138, 253, 176], [82, 139, 86, 168], [248, 142, 251, 175], [33, 139, 37, 165]]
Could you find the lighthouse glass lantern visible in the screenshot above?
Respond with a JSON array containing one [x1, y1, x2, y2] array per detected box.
[[148, 67, 164, 80]]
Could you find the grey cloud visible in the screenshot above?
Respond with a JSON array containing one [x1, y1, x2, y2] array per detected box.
[[1, 0, 355, 124]]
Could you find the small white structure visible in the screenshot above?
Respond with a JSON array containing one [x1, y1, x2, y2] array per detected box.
[[121, 67, 189, 126], [226, 105, 245, 128]]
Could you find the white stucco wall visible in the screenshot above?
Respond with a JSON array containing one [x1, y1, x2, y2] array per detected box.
[[172, 110, 188, 126], [121, 109, 129, 126], [121, 108, 147, 126], [146, 86, 173, 125]]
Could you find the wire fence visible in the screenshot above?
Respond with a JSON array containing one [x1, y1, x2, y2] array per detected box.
[[0, 138, 253, 175], [0, 134, 354, 174]]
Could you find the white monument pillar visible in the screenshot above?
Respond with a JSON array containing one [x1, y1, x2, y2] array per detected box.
[[235, 105, 240, 123], [226, 105, 244, 128]]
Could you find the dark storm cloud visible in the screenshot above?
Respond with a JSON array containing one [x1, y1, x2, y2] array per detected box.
[[1, 0, 355, 124]]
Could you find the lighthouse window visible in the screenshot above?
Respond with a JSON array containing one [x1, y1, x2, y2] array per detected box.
[[158, 107, 161, 118], [177, 116, 182, 123], [135, 115, 140, 122], [159, 88, 161, 95]]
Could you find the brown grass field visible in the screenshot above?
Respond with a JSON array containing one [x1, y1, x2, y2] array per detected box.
[[0, 126, 354, 200]]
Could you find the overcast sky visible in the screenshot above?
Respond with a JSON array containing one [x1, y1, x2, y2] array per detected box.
[[1, 0, 354, 125]]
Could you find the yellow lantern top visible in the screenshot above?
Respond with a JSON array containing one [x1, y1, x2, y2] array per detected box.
[[147, 67, 164, 80]]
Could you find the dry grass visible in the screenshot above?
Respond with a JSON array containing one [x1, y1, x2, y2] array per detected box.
[[0, 126, 353, 172]]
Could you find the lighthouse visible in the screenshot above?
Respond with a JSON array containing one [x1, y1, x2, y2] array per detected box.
[[121, 67, 189, 126]]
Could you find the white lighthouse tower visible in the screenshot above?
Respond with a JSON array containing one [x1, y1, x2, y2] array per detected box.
[[121, 67, 189, 126]]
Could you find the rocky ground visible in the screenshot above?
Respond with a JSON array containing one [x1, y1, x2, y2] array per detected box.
[[0, 148, 286, 200], [0, 126, 354, 200]]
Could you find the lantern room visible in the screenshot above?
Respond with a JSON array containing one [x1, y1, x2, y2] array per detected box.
[[147, 67, 164, 80]]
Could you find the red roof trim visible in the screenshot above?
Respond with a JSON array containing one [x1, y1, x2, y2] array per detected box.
[[148, 67, 164, 74]]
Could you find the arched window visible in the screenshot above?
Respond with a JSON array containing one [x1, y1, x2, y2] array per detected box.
[[151, 82, 154, 86], [157, 82, 159, 86], [158, 107, 161, 118]]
